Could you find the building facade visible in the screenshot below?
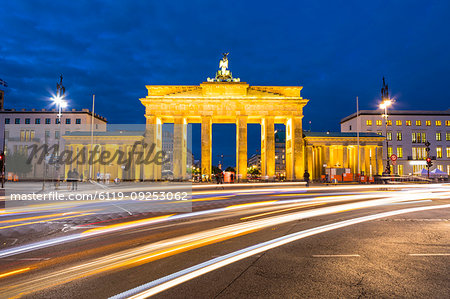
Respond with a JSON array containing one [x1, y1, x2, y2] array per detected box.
[[341, 109, 450, 175], [0, 108, 107, 179]]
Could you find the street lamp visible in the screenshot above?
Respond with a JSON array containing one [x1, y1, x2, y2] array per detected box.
[[380, 77, 393, 175], [52, 75, 67, 189]]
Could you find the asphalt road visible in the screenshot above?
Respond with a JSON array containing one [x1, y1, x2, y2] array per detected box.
[[0, 183, 449, 298]]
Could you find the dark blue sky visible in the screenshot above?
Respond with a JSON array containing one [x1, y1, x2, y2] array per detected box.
[[1, 1, 450, 167]]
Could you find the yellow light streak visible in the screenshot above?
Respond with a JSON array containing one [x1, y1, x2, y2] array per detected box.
[[240, 202, 327, 220], [0, 267, 31, 279], [82, 214, 175, 235], [0, 213, 93, 230], [225, 200, 277, 210], [0, 211, 90, 224]]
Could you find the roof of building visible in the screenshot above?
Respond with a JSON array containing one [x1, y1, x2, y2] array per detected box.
[[304, 132, 382, 138], [64, 130, 144, 137], [341, 109, 450, 123], [0, 108, 107, 121]]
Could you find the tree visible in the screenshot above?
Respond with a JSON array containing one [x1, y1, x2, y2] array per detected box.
[[6, 151, 33, 177], [248, 167, 261, 175], [225, 166, 235, 172], [212, 166, 222, 175]]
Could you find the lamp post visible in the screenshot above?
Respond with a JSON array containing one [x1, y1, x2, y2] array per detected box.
[[52, 75, 67, 189], [380, 77, 393, 175]]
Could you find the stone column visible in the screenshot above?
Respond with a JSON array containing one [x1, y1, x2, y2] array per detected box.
[[316, 147, 323, 180], [173, 117, 187, 180], [364, 146, 371, 176], [201, 116, 212, 180], [144, 116, 162, 180], [343, 146, 348, 169], [236, 116, 248, 181], [376, 146, 383, 175], [260, 116, 275, 179], [360, 146, 366, 175], [285, 116, 304, 180], [307, 146, 313, 179]]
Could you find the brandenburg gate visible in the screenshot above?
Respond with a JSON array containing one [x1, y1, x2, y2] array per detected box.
[[140, 54, 309, 181]]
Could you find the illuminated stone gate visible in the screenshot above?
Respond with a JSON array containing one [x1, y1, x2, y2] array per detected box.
[[140, 54, 309, 181]]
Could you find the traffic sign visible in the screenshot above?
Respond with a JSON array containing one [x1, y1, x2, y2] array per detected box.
[[392, 160, 397, 165], [390, 154, 397, 161]]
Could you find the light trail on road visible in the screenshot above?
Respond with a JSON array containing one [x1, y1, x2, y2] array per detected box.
[[111, 203, 450, 299]]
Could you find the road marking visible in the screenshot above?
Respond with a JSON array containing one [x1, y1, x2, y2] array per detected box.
[[312, 254, 360, 257], [408, 253, 450, 256], [110, 203, 450, 299]]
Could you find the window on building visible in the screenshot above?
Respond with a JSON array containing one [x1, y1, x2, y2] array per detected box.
[[65, 131, 70, 135], [388, 147, 393, 157], [406, 120, 412, 126], [446, 120, 450, 126], [396, 120, 402, 126], [436, 120, 442, 126], [387, 120, 392, 126], [446, 132, 450, 141], [366, 120, 372, 126], [412, 132, 416, 143], [65, 118, 71, 124], [422, 133, 426, 142], [5, 118, 10, 124], [376, 120, 382, 126], [25, 130, 30, 141], [416, 120, 422, 126], [436, 147, 442, 158], [425, 120, 431, 126], [55, 131, 60, 139], [30, 130, 35, 140], [437, 165, 443, 172], [436, 132, 442, 141], [349, 125, 352, 131], [25, 118, 30, 124], [45, 131, 50, 138], [387, 132, 392, 141], [448, 165, 450, 176], [5, 131, 9, 139], [397, 147, 403, 158], [398, 165, 404, 176], [35, 118, 40, 124], [76, 118, 81, 124], [377, 131, 382, 135], [396, 132, 402, 141], [412, 147, 426, 160], [45, 118, 51, 124], [20, 130, 25, 141], [56, 118, 60, 124], [446, 147, 450, 158], [15, 118, 20, 124]]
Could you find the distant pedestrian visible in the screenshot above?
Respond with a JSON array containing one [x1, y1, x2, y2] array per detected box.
[[303, 170, 310, 187], [67, 169, 73, 190], [72, 169, 79, 190]]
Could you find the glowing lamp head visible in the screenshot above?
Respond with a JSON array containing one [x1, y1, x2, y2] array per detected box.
[[52, 95, 63, 105]]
